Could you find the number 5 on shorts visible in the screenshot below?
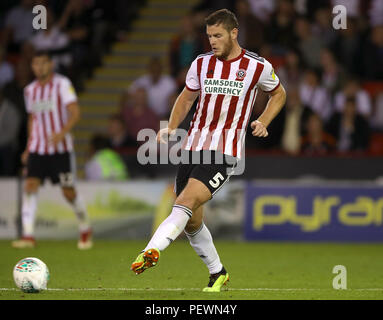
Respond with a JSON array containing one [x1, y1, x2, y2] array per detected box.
[[209, 172, 225, 188]]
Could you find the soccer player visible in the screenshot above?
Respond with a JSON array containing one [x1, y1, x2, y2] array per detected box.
[[12, 50, 92, 250], [131, 9, 286, 291]]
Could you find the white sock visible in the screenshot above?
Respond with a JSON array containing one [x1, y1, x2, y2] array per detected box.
[[185, 223, 223, 274], [145, 204, 192, 251], [21, 193, 37, 237], [68, 195, 90, 232]]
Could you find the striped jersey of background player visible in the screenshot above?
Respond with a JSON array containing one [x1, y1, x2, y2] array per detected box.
[[131, 9, 286, 292], [11, 50, 92, 250]]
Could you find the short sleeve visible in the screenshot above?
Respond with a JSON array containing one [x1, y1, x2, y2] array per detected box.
[[257, 59, 280, 93], [185, 58, 200, 91], [60, 78, 77, 107]]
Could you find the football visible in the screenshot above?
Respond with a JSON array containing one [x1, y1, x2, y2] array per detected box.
[[13, 257, 50, 293]]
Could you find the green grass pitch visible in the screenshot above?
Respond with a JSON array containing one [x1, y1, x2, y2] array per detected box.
[[1, 240, 383, 300]]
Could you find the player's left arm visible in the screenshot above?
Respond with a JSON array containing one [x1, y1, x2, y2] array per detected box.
[[251, 84, 286, 137], [49, 102, 80, 145]]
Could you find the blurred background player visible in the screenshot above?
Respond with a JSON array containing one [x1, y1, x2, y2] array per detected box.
[[131, 9, 286, 292], [12, 50, 92, 250]]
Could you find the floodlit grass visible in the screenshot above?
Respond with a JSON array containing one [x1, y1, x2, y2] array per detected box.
[[1, 240, 383, 300]]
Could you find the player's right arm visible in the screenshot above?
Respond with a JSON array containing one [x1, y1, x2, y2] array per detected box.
[[157, 88, 199, 143], [251, 59, 286, 137], [157, 57, 200, 144]]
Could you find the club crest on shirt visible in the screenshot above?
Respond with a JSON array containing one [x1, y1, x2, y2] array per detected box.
[[236, 69, 246, 80]]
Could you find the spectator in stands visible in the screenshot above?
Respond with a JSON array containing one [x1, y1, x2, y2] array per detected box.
[[281, 88, 312, 155], [174, 66, 190, 93], [58, 0, 92, 47], [0, 47, 14, 88], [191, 7, 211, 38], [235, 0, 265, 52], [29, 9, 72, 75], [85, 134, 128, 181], [3, 59, 32, 113], [266, 0, 297, 54], [319, 48, 346, 96], [334, 78, 372, 118], [331, 0, 361, 18], [3, 60, 32, 168], [327, 96, 370, 152], [371, 93, 383, 131], [122, 87, 160, 144], [0, 89, 21, 176], [18, 38, 36, 67], [301, 112, 336, 156], [295, 0, 329, 20], [169, 14, 207, 79], [294, 15, 324, 69], [276, 48, 304, 92], [258, 43, 285, 70], [128, 57, 177, 119], [368, 0, 383, 27], [312, 7, 337, 46], [107, 114, 138, 150], [330, 17, 362, 76], [247, 0, 275, 23], [58, 0, 93, 88], [299, 68, 331, 121], [1, 0, 35, 53], [361, 25, 383, 80], [190, 8, 212, 56]]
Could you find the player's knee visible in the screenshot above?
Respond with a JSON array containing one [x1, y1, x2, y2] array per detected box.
[[175, 194, 202, 212], [24, 179, 39, 193], [176, 188, 211, 211]]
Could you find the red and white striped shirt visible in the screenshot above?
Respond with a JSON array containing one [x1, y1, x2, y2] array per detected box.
[[183, 49, 280, 159], [24, 73, 77, 155]]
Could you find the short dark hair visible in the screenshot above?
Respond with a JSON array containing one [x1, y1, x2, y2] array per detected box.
[[33, 50, 53, 60], [205, 9, 239, 32]]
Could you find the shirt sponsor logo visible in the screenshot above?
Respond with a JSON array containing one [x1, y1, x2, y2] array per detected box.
[[30, 100, 55, 112], [203, 78, 244, 96]]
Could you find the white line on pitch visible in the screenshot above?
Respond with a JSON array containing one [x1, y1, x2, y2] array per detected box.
[[1, 288, 383, 292]]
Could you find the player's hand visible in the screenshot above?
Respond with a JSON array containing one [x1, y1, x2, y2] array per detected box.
[[251, 120, 268, 137], [156, 127, 176, 144], [49, 132, 66, 146], [21, 150, 29, 165]]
